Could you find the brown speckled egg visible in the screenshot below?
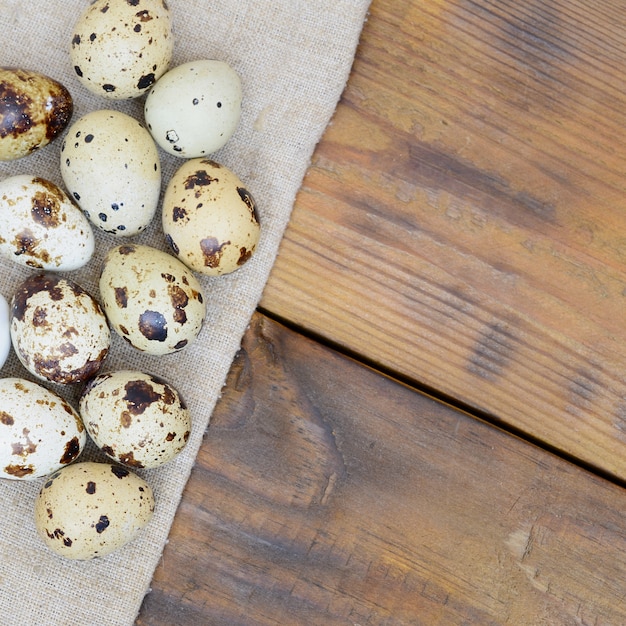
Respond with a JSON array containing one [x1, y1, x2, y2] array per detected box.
[[0, 67, 73, 161], [99, 244, 206, 355], [34, 461, 155, 560], [79, 370, 191, 469], [162, 158, 261, 276], [69, 0, 173, 100], [0, 377, 86, 480], [10, 274, 111, 384], [0, 175, 94, 270]]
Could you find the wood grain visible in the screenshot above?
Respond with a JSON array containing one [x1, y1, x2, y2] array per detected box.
[[259, 0, 626, 479], [137, 313, 626, 625]]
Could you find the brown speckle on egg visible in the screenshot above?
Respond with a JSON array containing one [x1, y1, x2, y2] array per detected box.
[[184, 170, 217, 190], [200, 237, 229, 269], [60, 437, 81, 464], [119, 451, 144, 468], [114, 287, 128, 308], [138, 310, 168, 342], [5, 464, 34, 477]]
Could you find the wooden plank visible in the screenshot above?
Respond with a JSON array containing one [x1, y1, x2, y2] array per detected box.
[[137, 313, 626, 625], [259, 0, 626, 479]]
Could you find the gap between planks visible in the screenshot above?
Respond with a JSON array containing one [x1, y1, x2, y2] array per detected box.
[[256, 304, 626, 493]]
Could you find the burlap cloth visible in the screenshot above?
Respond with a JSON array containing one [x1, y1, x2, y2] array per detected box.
[[0, 1, 370, 624]]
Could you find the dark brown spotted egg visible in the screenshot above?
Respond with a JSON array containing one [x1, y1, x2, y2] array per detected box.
[[34, 461, 154, 560], [69, 0, 173, 100], [0, 67, 73, 161], [0, 175, 94, 270], [0, 377, 86, 480], [79, 370, 191, 469], [10, 274, 111, 384], [162, 158, 261, 276], [60, 110, 161, 236], [99, 244, 206, 355]]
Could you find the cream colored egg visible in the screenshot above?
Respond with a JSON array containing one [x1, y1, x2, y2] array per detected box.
[[69, 0, 173, 100], [0, 175, 94, 270], [60, 110, 161, 236], [162, 158, 260, 275], [99, 244, 206, 355], [10, 273, 110, 384], [34, 461, 154, 560], [79, 370, 191, 469], [0, 67, 73, 161], [0, 378, 86, 480], [0, 293, 9, 370], [144, 59, 242, 158]]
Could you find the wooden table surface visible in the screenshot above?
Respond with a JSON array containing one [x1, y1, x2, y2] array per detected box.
[[137, 1, 626, 623]]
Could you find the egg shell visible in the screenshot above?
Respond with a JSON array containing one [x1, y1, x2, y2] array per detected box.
[[162, 158, 261, 276], [0, 67, 73, 161], [0, 377, 86, 480], [60, 110, 161, 237], [144, 59, 242, 158], [69, 0, 173, 100], [79, 370, 191, 469], [10, 273, 111, 384], [0, 293, 10, 370], [0, 175, 94, 271], [99, 244, 206, 355], [34, 461, 154, 560]]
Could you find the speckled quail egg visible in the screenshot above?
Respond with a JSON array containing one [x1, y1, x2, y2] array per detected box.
[[144, 59, 242, 157], [79, 370, 191, 469], [10, 273, 111, 384], [99, 244, 206, 355], [69, 0, 173, 100], [34, 461, 154, 560], [162, 158, 260, 275], [60, 110, 161, 236], [0, 377, 86, 480], [0, 175, 94, 270], [0, 67, 73, 161], [0, 293, 10, 370]]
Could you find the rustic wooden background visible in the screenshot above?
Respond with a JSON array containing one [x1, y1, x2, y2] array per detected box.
[[137, 0, 626, 623]]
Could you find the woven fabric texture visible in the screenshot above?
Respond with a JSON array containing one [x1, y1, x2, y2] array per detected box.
[[0, 1, 370, 624]]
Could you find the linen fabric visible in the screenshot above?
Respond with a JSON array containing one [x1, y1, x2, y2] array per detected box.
[[0, 1, 370, 624]]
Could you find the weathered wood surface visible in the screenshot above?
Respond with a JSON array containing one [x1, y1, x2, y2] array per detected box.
[[137, 0, 626, 622], [137, 313, 626, 625], [259, 0, 626, 479]]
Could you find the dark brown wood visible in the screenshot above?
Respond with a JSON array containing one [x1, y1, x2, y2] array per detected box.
[[137, 313, 626, 625], [259, 0, 626, 479]]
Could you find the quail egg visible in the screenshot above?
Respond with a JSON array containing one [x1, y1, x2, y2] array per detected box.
[[144, 59, 242, 157], [70, 0, 173, 100], [99, 244, 206, 355], [0, 67, 73, 160], [0, 377, 86, 480], [34, 461, 155, 559], [60, 110, 161, 236], [79, 370, 191, 469], [162, 158, 260, 275], [0, 175, 94, 270], [10, 273, 111, 384]]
